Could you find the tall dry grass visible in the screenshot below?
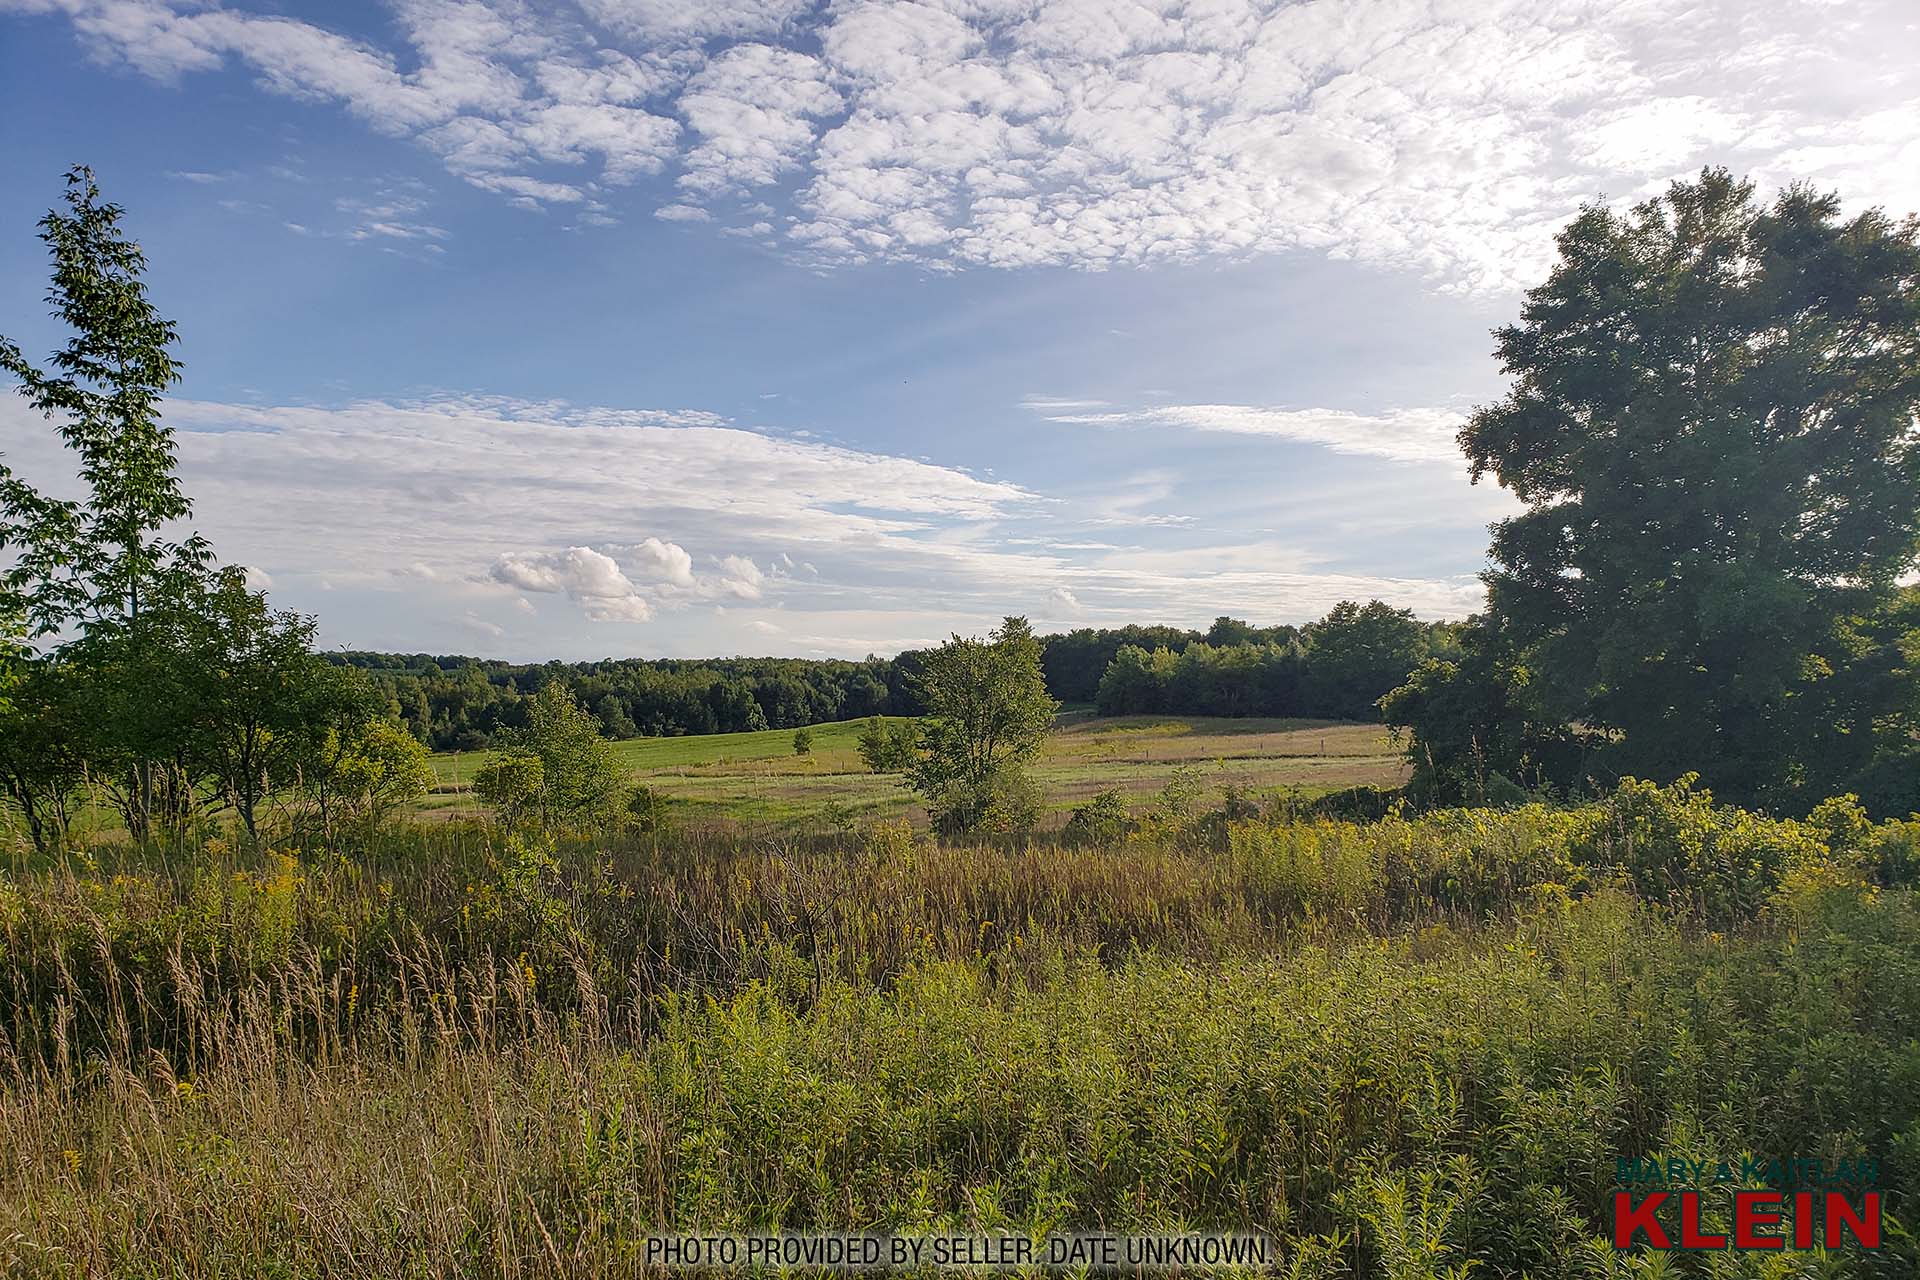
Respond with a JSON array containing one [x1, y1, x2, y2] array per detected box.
[[0, 783, 1916, 1276]]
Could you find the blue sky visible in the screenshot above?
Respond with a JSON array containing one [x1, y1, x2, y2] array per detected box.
[[2, 0, 1915, 660]]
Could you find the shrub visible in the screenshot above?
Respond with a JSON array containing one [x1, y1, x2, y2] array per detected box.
[[792, 727, 813, 756], [1062, 789, 1131, 847], [857, 716, 917, 772], [1303, 784, 1402, 823], [327, 719, 435, 831], [625, 785, 673, 835], [473, 749, 543, 827], [927, 765, 1042, 839], [478, 685, 625, 829]]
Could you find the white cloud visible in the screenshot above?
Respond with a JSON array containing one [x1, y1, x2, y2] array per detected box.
[[0, 391, 1501, 654], [624, 536, 696, 586], [1573, 97, 1754, 173], [1032, 402, 1468, 465], [461, 610, 506, 638], [15, 0, 1916, 289], [577, 0, 815, 44], [1021, 395, 1109, 411], [677, 43, 840, 196], [491, 546, 656, 623], [708, 554, 764, 599]]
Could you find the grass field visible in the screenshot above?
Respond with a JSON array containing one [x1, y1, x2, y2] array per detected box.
[[420, 714, 1407, 829], [5, 781, 1915, 1276]]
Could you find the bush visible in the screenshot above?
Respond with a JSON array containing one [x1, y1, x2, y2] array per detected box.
[[625, 785, 673, 835], [1062, 789, 1131, 847], [473, 750, 543, 826], [1304, 784, 1402, 823], [857, 716, 917, 772], [478, 685, 625, 829], [927, 766, 1042, 839], [1132, 765, 1214, 847], [792, 728, 814, 756]]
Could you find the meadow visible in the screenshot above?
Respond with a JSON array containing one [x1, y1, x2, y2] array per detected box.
[[419, 714, 1407, 831], [1, 774, 1915, 1278], [4, 138, 1917, 1280]]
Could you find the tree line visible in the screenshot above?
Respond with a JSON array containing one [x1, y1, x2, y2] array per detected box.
[[334, 651, 907, 750], [1090, 602, 1462, 720], [344, 600, 1462, 752]]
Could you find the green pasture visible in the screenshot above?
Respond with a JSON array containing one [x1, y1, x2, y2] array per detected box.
[[421, 714, 1407, 830]]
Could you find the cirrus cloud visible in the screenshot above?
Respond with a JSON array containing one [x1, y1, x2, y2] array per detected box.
[[1027, 399, 1469, 465]]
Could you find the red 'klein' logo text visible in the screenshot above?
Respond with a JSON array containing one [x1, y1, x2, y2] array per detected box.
[[1612, 1190, 1881, 1251]]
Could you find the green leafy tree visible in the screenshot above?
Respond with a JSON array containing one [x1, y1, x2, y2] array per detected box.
[[906, 616, 1057, 836], [0, 636, 87, 852], [1380, 618, 1590, 807], [857, 715, 918, 772], [707, 678, 769, 733], [0, 167, 213, 841], [326, 720, 434, 830], [1095, 643, 1175, 715], [885, 720, 917, 769], [592, 693, 638, 740], [57, 606, 210, 841], [474, 750, 544, 827], [1441, 169, 1920, 809], [493, 683, 625, 828], [1301, 600, 1430, 721], [857, 716, 890, 771], [295, 668, 433, 837], [791, 726, 814, 755], [185, 569, 335, 838], [0, 166, 209, 635], [1204, 616, 1259, 647]]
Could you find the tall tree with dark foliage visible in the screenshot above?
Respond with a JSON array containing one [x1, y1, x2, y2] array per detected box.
[[1396, 169, 1920, 811]]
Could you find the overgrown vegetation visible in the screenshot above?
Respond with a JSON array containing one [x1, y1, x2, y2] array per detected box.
[[2, 779, 1916, 1275]]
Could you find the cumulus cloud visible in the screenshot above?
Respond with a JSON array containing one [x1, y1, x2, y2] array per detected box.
[[1030, 401, 1469, 465], [707, 554, 764, 600], [491, 546, 656, 622], [12, 0, 1917, 289], [624, 536, 696, 587]]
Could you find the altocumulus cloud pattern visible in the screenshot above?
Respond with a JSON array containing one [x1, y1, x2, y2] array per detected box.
[[8, 0, 1918, 290]]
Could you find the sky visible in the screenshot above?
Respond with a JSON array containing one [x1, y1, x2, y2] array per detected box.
[[1, 0, 1916, 661]]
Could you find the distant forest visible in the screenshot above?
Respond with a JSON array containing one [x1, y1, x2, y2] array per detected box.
[[334, 600, 1464, 751]]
